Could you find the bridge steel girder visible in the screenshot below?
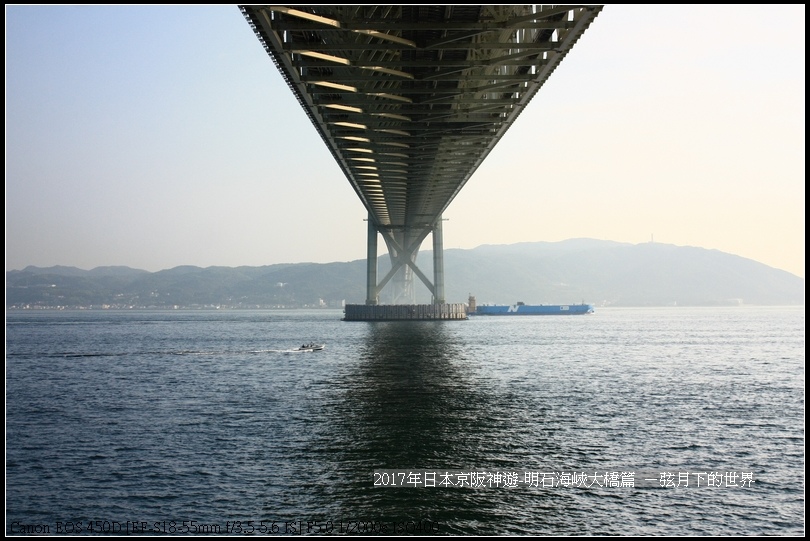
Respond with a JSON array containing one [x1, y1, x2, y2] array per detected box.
[[241, 5, 602, 302]]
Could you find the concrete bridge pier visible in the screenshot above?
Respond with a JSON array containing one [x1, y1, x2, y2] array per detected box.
[[347, 213, 462, 321], [365, 217, 378, 305], [432, 216, 445, 304]]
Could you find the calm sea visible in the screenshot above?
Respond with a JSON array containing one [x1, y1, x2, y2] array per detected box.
[[6, 307, 805, 536]]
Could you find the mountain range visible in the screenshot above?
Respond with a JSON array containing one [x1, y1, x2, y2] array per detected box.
[[5, 239, 804, 309]]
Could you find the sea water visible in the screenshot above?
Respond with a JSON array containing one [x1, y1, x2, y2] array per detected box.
[[5, 307, 805, 535]]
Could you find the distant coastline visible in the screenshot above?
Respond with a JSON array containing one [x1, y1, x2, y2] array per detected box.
[[6, 240, 805, 309]]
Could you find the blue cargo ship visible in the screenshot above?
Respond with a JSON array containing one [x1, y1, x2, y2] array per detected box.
[[468, 297, 594, 316]]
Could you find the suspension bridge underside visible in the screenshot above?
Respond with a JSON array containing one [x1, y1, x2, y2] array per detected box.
[[241, 5, 602, 319]]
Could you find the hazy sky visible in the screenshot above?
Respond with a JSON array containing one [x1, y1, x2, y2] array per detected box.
[[5, 5, 805, 278]]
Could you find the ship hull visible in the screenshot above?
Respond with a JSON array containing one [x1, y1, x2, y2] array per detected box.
[[473, 304, 594, 315]]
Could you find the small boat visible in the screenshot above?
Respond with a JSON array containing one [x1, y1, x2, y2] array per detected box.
[[294, 343, 325, 352]]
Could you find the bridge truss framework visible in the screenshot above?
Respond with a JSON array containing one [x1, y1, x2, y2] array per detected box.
[[240, 5, 602, 308]]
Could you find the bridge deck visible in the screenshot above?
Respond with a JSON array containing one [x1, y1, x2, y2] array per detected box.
[[241, 5, 602, 233], [241, 5, 602, 309]]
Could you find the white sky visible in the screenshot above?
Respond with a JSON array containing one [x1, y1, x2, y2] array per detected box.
[[5, 5, 805, 278]]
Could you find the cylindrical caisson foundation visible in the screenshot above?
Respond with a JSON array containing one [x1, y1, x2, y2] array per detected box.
[[343, 303, 468, 321]]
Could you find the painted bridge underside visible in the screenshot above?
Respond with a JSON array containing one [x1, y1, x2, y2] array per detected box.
[[240, 5, 602, 304]]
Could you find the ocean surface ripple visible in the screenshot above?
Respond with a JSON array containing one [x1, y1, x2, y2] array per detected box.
[[6, 307, 804, 535]]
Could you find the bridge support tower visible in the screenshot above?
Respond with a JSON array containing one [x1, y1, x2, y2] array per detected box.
[[346, 212, 463, 321]]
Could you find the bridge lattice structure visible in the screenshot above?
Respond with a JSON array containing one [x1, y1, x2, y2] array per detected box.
[[241, 5, 602, 304]]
